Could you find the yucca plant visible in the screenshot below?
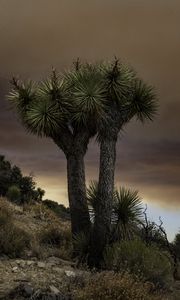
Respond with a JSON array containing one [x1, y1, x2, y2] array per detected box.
[[111, 187, 143, 241], [87, 183, 143, 240]]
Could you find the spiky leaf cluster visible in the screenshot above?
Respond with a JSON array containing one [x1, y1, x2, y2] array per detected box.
[[8, 60, 158, 139], [64, 63, 107, 126], [125, 79, 158, 123], [8, 78, 36, 115], [114, 187, 143, 224], [87, 180, 99, 212], [100, 60, 135, 105], [112, 187, 143, 240], [8, 71, 71, 137]]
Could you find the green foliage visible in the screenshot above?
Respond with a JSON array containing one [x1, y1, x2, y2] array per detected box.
[[65, 63, 107, 126], [0, 155, 44, 204], [73, 231, 91, 263], [87, 182, 143, 241], [74, 271, 161, 300], [33, 187, 45, 202], [7, 185, 21, 203], [9, 71, 71, 137], [128, 79, 158, 123], [8, 59, 157, 140], [100, 60, 135, 104], [112, 187, 143, 241], [8, 78, 36, 115], [24, 99, 65, 137], [104, 239, 172, 289]]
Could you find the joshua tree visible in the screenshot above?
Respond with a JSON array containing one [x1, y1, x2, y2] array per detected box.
[[8, 64, 106, 236], [8, 59, 157, 262], [86, 60, 157, 265]]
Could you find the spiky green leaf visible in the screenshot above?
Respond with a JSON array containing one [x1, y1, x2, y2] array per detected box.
[[24, 99, 65, 137], [64, 64, 107, 126], [112, 187, 143, 240], [127, 79, 158, 122]]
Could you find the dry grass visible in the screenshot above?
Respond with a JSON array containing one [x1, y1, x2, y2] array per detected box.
[[73, 271, 168, 300], [0, 198, 72, 259], [0, 198, 30, 257]]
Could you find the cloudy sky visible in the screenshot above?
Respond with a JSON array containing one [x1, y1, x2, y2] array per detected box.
[[0, 0, 180, 239]]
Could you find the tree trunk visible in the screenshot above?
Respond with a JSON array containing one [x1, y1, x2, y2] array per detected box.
[[53, 128, 91, 237], [67, 152, 91, 236], [89, 136, 117, 267]]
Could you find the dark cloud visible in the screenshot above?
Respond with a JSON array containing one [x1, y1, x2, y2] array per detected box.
[[0, 1, 180, 210]]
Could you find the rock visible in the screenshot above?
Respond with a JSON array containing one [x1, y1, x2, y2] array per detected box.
[[16, 260, 26, 268], [58, 258, 76, 267], [31, 290, 69, 300], [22, 283, 34, 297], [26, 260, 34, 266], [52, 267, 64, 275], [47, 256, 62, 265], [8, 283, 34, 299], [64, 270, 76, 277], [12, 266, 18, 273], [10, 261, 17, 268], [46, 262, 56, 268], [49, 285, 60, 295], [15, 260, 22, 265], [37, 261, 46, 268]]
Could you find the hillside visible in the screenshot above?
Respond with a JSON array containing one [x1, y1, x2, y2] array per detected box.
[[0, 198, 77, 299], [1, 198, 180, 299]]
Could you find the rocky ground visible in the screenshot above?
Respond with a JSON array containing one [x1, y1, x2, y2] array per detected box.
[[1, 198, 180, 300], [1, 256, 180, 300], [0, 256, 88, 299], [0, 199, 83, 299]]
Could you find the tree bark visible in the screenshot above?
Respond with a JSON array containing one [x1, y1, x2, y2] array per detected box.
[[89, 136, 117, 266], [53, 128, 91, 236], [67, 152, 91, 235]]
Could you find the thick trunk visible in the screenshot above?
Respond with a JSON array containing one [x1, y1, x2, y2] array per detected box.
[[89, 137, 117, 266], [53, 129, 91, 237], [67, 153, 91, 235]]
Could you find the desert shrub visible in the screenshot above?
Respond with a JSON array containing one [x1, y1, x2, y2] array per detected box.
[[0, 224, 30, 257], [0, 199, 30, 257], [0, 155, 43, 204], [39, 224, 71, 247], [7, 185, 21, 203], [173, 232, 180, 260], [0, 199, 12, 226], [73, 271, 162, 300], [104, 239, 172, 289], [24, 203, 58, 221], [43, 199, 70, 220], [0, 198, 30, 257]]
